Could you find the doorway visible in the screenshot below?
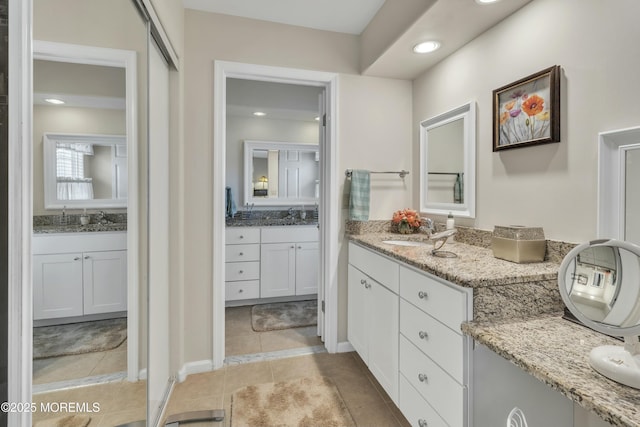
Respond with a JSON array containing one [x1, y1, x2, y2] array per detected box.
[[224, 78, 324, 358], [212, 62, 339, 369]]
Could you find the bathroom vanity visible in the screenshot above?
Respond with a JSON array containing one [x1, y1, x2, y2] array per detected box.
[[348, 232, 638, 427], [225, 224, 318, 304], [32, 230, 127, 324]]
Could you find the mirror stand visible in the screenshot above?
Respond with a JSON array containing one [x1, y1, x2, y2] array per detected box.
[[589, 336, 640, 389]]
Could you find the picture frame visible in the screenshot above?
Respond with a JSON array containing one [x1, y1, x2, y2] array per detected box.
[[493, 65, 561, 151]]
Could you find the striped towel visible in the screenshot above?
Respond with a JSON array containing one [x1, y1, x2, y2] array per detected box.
[[349, 170, 370, 221]]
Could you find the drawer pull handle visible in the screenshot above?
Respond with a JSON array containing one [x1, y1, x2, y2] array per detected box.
[[418, 419, 428, 427], [239, 252, 244, 256], [298, 245, 302, 249], [74, 257, 81, 261], [239, 235, 244, 239], [365, 283, 371, 289], [84, 256, 90, 259], [418, 331, 429, 340], [239, 270, 244, 274], [238, 289, 243, 293], [418, 373, 428, 383], [291, 245, 295, 249], [360, 279, 366, 285], [418, 291, 428, 300]]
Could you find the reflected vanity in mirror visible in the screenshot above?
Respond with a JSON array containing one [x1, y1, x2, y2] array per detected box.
[[43, 133, 127, 209], [419, 101, 476, 218], [559, 239, 640, 388], [244, 140, 319, 206]]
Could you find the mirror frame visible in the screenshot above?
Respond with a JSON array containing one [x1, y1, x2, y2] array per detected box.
[[558, 238, 640, 337], [43, 132, 127, 209], [419, 101, 476, 218], [243, 140, 320, 207]]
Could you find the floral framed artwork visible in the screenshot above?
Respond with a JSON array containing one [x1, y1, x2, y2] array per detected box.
[[493, 65, 561, 151]]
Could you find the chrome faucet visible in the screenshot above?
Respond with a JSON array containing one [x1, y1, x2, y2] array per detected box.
[[97, 211, 108, 225]]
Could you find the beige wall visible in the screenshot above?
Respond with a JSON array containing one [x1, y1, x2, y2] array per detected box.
[[412, 0, 640, 243], [183, 9, 413, 362]]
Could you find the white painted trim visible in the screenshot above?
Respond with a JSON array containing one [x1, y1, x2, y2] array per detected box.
[[33, 40, 141, 382], [336, 341, 355, 353], [212, 61, 339, 369], [597, 126, 640, 240], [150, 378, 176, 427], [177, 360, 214, 383], [8, 0, 33, 425]]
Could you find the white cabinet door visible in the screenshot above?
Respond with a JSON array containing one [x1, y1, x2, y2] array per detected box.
[[347, 265, 370, 361], [369, 279, 399, 403], [295, 241, 319, 295], [33, 253, 84, 320], [474, 344, 573, 427], [260, 243, 296, 298], [83, 250, 128, 315]]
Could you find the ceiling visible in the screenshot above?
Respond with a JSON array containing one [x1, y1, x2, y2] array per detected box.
[[183, 0, 386, 35], [184, 0, 533, 79]]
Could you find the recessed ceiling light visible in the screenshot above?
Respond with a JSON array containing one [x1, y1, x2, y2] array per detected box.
[[412, 41, 441, 54], [253, 111, 266, 117], [44, 98, 65, 105], [476, 0, 501, 4]]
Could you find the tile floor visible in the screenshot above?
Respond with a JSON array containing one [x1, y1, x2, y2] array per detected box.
[[33, 306, 408, 426], [164, 352, 410, 427], [33, 338, 128, 385], [225, 305, 323, 356]]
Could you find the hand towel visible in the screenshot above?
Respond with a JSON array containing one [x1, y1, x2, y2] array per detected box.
[[225, 186, 237, 218], [454, 173, 463, 204], [348, 170, 370, 221]]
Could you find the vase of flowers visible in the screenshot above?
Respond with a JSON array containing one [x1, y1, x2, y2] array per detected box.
[[392, 208, 421, 234]]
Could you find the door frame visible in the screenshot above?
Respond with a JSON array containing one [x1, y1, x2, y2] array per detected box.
[[31, 40, 141, 381], [212, 61, 339, 368]]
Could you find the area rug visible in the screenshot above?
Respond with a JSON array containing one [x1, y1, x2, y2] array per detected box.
[[230, 376, 355, 427], [33, 317, 127, 359], [33, 415, 91, 427], [251, 300, 317, 332]]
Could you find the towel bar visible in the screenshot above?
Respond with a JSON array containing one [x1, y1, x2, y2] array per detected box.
[[345, 169, 409, 179]]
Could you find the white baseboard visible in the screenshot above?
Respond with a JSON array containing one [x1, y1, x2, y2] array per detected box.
[[336, 341, 355, 353], [138, 368, 147, 380], [178, 359, 214, 382]]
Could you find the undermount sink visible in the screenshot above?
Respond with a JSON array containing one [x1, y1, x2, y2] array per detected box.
[[382, 240, 429, 247]]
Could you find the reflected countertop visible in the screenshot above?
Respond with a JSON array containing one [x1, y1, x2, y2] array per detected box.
[[225, 218, 318, 227], [33, 223, 127, 234], [349, 232, 559, 288]]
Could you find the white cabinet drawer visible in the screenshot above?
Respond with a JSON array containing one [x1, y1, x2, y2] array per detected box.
[[261, 226, 318, 243], [400, 335, 466, 427], [399, 374, 448, 427], [400, 299, 464, 383], [225, 261, 260, 281], [225, 227, 260, 245], [225, 244, 260, 262], [348, 242, 399, 294], [226, 280, 260, 301], [400, 265, 468, 330]]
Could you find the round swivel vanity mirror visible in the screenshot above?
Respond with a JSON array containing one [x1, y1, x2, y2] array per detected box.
[[558, 239, 640, 389]]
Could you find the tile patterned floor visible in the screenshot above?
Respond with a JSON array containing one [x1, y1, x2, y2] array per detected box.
[[165, 352, 410, 427], [225, 305, 323, 356], [33, 307, 409, 426], [33, 339, 128, 385]]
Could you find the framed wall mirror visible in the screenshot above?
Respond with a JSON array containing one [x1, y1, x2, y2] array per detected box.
[[43, 133, 127, 209], [243, 140, 319, 206], [419, 101, 476, 218]]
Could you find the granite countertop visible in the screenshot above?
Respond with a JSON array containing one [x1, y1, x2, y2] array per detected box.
[[463, 315, 640, 427], [225, 218, 318, 227], [349, 232, 559, 288], [33, 223, 127, 234]]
